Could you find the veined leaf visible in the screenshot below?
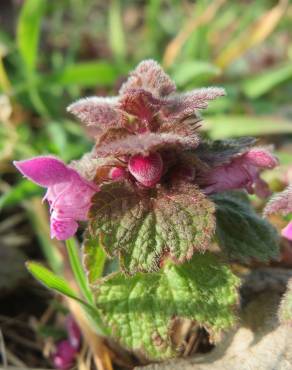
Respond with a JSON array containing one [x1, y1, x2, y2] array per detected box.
[[94, 253, 239, 360], [17, 0, 46, 72], [212, 192, 279, 262], [203, 115, 292, 139], [88, 182, 215, 274]]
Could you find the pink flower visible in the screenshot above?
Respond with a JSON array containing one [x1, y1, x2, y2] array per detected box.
[[128, 152, 163, 187], [282, 221, 292, 240], [52, 340, 77, 370], [198, 148, 278, 197], [51, 316, 81, 370], [13, 156, 98, 240]]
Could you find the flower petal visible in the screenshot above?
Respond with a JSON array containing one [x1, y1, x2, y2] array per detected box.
[[244, 147, 279, 168], [14, 156, 72, 187], [198, 148, 277, 197], [50, 215, 78, 240], [282, 221, 292, 241], [52, 340, 77, 370]]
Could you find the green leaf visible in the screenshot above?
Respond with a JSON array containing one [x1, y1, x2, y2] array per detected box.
[[0, 180, 41, 211], [17, 0, 46, 72], [94, 253, 239, 360], [66, 238, 94, 304], [242, 63, 292, 99], [49, 61, 119, 87], [171, 61, 220, 87], [279, 278, 292, 325], [88, 182, 215, 274], [26, 262, 81, 301], [83, 233, 107, 285], [212, 192, 279, 262], [204, 115, 292, 139]]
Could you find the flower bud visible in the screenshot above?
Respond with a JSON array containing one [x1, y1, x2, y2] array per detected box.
[[128, 152, 163, 187]]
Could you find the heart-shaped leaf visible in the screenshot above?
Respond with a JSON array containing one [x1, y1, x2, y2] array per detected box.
[[93, 253, 239, 360], [88, 182, 215, 274]]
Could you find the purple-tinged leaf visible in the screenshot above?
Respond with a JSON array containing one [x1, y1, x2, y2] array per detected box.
[[161, 87, 226, 122], [264, 185, 292, 216], [95, 131, 199, 157], [67, 96, 123, 130], [119, 59, 176, 97], [88, 182, 215, 274], [119, 88, 162, 124], [264, 185, 292, 241]]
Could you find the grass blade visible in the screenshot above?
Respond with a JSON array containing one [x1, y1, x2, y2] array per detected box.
[[49, 61, 119, 87], [17, 0, 46, 72], [108, 0, 126, 61], [215, 0, 288, 69], [66, 238, 94, 304], [203, 115, 292, 139], [242, 63, 292, 99]]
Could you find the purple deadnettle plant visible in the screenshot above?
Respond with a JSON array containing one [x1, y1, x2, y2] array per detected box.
[[18, 60, 281, 361]]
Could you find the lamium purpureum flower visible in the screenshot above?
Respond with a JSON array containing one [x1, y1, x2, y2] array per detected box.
[[264, 185, 292, 240], [51, 316, 81, 370], [13, 156, 98, 240], [197, 147, 278, 197]]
